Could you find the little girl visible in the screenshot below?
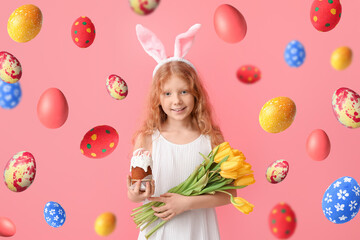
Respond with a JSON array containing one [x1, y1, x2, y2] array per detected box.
[[126, 24, 237, 240]]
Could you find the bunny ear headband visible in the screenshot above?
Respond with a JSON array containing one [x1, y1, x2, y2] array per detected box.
[[136, 23, 201, 77]]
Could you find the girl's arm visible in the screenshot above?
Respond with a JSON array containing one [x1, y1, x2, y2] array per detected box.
[[186, 188, 237, 210]]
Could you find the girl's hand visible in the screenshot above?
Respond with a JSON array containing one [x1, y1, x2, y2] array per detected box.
[[127, 175, 155, 203], [148, 193, 189, 221]]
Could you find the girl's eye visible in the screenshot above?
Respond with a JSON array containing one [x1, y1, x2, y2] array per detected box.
[[164, 92, 171, 96], [181, 90, 188, 94]]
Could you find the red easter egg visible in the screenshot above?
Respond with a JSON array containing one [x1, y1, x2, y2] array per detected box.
[[71, 16, 96, 48], [80, 125, 119, 159], [214, 4, 247, 43], [269, 202, 297, 239], [236, 65, 261, 84], [306, 129, 331, 161], [0, 217, 16, 237], [37, 88, 69, 129], [310, 0, 342, 32]]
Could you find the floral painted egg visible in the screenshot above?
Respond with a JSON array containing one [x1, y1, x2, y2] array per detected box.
[[310, 0, 342, 32], [0, 52, 22, 84], [236, 65, 261, 84], [80, 125, 119, 159], [269, 202, 297, 239], [306, 129, 331, 161], [0, 217, 16, 237], [259, 97, 296, 133], [331, 46, 352, 71], [3, 151, 36, 192], [7, 4, 42, 43], [94, 212, 116, 236], [332, 87, 360, 129], [44, 201, 66, 227], [106, 75, 128, 100], [266, 159, 289, 184], [129, 0, 160, 15], [284, 40, 306, 67], [322, 176, 360, 224], [71, 16, 96, 48], [0, 80, 22, 109]]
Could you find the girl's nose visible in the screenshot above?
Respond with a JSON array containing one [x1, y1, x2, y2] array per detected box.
[[173, 94, 183, 104]]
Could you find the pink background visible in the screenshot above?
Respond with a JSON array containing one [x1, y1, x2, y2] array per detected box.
[[1, 0, 360, 239]]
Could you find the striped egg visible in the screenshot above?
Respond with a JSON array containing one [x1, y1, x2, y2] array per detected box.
[[0, 52, 22, 84], [3, 151, 36, 192], [259, 97, 296, 133], [106, 75, 128, 100], [332, 87, 360, 129]]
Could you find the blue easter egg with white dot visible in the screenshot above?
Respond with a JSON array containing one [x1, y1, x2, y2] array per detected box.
[[284, 40, 306, 67], [0, 79, 21, 109], [44, 201, 66, 228], [322, 176, 360, 224]]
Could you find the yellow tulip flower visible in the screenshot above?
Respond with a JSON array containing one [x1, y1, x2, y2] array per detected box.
[[213, 142, 232, 163], [232, 197, 254, 214], [220, 159, 242, 171], [234, 174, 256, 187], [219, 170, 239, 179]]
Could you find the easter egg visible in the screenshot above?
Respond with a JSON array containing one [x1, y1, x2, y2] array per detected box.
[[322, 176, 360, 224], [284, 40, 306, 67], [4, 151, 36, 192], [0, 80, 22, 109], [331, 46, 352, 70], [106, 75, 128, 100], [269, 202, 297, 239], [332, 87, 360, 129], [94, 212, 116, 236], [0, 217, 16, 237], [80, 125, 119, 159], [310, 0, 342, 32], [214, 4, 247, 43], [44, 201, 66, 227], [71, 16, 96, 48], [129, 0, 160, 15], [306, 129, 331, 161], [37, 88, 69, 129], [7, 4, 42, 43], [0, 52, 22, 84], [259, 97, 296, 133], [266, 159, 289, 184], [236, 65, 261, 84]]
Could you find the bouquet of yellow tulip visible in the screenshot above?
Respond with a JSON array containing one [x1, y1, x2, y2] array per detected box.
[[131, 142, 255, 239]]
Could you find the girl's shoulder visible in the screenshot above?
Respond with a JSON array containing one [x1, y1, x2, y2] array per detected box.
[[133, 132, 153, 152]]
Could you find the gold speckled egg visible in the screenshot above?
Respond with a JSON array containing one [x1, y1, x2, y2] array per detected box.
[[259, 97, 296, 133], [7, 4, 43, 43], [331, 46, 352, 71]]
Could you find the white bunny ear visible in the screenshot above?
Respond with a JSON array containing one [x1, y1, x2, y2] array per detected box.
[[174, 24, 201, 58], [136, 24, 167, 63]]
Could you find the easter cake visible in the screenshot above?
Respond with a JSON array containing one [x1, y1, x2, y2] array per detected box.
[[130, 148, 152, 190]]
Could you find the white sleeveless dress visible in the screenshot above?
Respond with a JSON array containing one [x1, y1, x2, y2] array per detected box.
[[138, 130, 220, 240]]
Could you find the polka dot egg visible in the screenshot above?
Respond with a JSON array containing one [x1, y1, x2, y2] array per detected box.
[[106, 75, 128, 100], [322, 176, 360, 224], [269, 202, 297, 239], [0, 52, 22, 84], [71, 16, 96, 48], [284, 40, 306, 67], [80, 125, 119, 159], [3, 151, 36, 192], [129, 0, 160, 15], [266, 159, 289, 184], [236, 65, 261, 84], [44, 201, 66, 228], [332, 87, 360, 129], [0, 80, 22, 109], [310, 0, 342, 32]]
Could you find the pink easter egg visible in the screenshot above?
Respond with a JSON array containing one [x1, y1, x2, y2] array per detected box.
[[214, 4, 247, 43], [0, 217, 16, 237], [306, 129, 331, 161], [37, 88, 69, 129]]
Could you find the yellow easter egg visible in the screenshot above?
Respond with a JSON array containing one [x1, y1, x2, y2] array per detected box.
[[259, 97, 296, 133], [7, 4, 43, 43], [94, 212, 116, 236], [331, 46, 352, 70]]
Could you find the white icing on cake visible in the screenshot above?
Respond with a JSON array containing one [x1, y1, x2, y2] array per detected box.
[[130, 148, 153, 172]]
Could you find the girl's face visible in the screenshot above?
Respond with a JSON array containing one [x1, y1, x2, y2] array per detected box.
[[159, 75, 195, 123]]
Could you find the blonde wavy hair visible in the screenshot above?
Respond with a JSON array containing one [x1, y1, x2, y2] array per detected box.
[[133, 61, 223, 147]]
